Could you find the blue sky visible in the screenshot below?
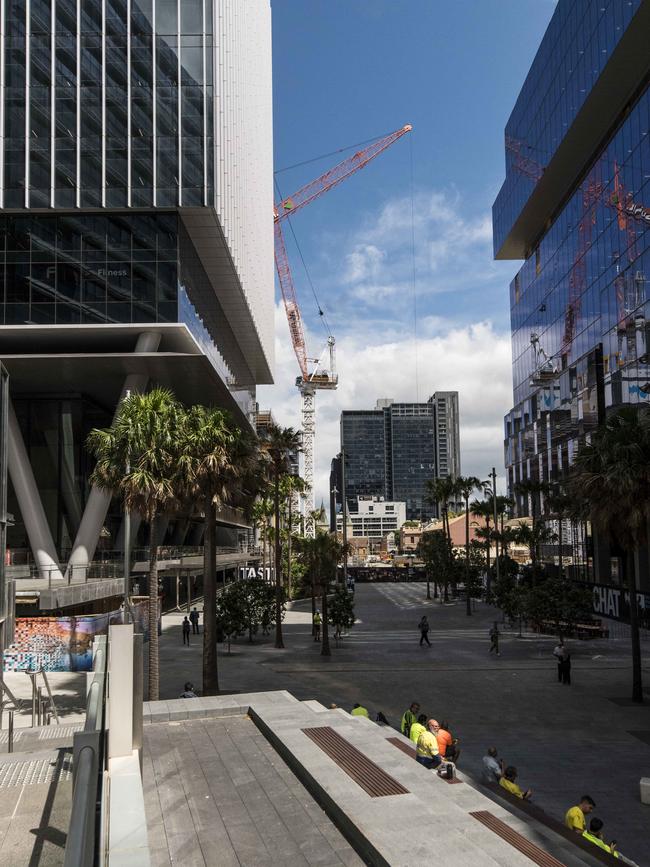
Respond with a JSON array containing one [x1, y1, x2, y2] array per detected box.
[[259, 0, 557, 505]]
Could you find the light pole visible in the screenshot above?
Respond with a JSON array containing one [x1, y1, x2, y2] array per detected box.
[[338, 451, 348, 587], [490, 466, 499, 601], [123, 388, 131, 623]]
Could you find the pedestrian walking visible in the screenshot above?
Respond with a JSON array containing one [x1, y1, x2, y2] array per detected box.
[[313, 609, 322, 641], [489, 624, 500, 656], [189, 606, 200, 634], [554, 640, 571, 684], [418, 615, 431, 646], [182, 616, 191, 645]]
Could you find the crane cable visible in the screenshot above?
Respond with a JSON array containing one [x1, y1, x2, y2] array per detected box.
[[409, 132, 420, 402], [274, 128, 399, 176], [274, 176, 333, 340]]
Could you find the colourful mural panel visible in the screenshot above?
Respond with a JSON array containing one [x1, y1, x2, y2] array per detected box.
[[2, 601, 149, 672]]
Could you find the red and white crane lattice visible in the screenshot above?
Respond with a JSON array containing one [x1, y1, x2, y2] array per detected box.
[[274, 125, 412, 536]]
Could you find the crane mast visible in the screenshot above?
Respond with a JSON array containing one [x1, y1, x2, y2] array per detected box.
[[274, 125, 412, 536]]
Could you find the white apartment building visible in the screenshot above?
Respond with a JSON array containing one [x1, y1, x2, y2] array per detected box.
[[337, 497, 406, 538]]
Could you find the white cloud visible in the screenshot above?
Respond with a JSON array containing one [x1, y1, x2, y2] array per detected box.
[[257, 304, 512, 514], [257, 184, 516, 517]]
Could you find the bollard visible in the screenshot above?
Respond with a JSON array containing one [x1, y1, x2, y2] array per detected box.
[[8, 711, 14, 753], [31, 677, 37, 727], [37, 688, 42, 726]]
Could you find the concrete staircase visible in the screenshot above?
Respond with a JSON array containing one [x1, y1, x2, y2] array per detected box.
[[145, 691, 610, 867]]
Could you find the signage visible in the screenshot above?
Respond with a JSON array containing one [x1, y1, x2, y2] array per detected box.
[[239, 566, 273, 582], [585, 581, 650, 628]]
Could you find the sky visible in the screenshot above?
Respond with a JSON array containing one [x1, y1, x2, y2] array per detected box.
[[257, 0, 558, 510]]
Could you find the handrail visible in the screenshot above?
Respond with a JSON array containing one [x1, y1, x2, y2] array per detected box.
[[64, 636, 107, 867]]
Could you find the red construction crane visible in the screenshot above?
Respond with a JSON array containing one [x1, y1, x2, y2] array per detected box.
[[273, 124, 412, 535]]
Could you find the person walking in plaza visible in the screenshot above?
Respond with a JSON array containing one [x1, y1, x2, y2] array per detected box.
[[418, 615, 431, 646], [182, 616, 191, 645], [416, 719, 442, 769], [565, 796, 596, 834], [482, 747, 504, 784], [189, 606, 200, 634], [499, 766, 532, 800], [400, 702, 420, 738], [489, 624, 500, 656], [313, 609, 322, 642]]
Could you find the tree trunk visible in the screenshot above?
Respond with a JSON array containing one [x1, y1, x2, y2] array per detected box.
[[287, 494, 293, 600], [557, 514, 563, 580], [426, 572, 431, 600], [202, 496, 219, 695], [485, 517, 492, 600], [628, 548, 643, 703], [147, 515, 160, 701], [311, 578, 316, 636], [274, 467, 284, 649], [465, 496, 472, 616], [321, 576, 331, 657]]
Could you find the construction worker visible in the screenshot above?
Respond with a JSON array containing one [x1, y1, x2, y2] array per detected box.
[[400, 701, 420, 738], [351, 703, 369, 718], [409, 713, 428, 745], [583, 819, 619, 859]]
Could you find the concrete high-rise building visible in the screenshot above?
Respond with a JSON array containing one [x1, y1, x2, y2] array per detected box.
[[494, 0, 650, 592], [339, 393, 461, 521], [0, 1, 274, 581]]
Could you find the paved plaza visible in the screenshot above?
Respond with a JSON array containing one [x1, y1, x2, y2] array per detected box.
[[158, 583, 650, 866]]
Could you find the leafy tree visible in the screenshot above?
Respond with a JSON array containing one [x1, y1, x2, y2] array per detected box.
[[455, 476, 487, 615], [568, 406, 650, 703], [87, 387, 182, 701], [216, 585, 247, 653], [525, 575, 592, 640], [261, 425, 302, 649], [329, 585, 355, 641], [418, 530, 455, 603], [280, 473, 309, 597], [218, 577, 280, 644], [296, 532, 346, 656]]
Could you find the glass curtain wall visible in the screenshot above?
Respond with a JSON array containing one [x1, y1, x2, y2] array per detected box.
[[3, 0, 214, 209]]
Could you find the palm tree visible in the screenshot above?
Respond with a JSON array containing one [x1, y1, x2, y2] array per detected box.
[[280, 473, 309, 599], [426, 476, 457, 553], [87, 387, 182, 701], [544, 487, 575, 579], [511, 521, 557, 583], [569, 407, 650, 703], [177, 405, 253, 695], [471, 499, 493, 573], [514, 478, 550, 529], [455, 476, 486, 615], [296, 532, 346, 657], [262, 425, 302, 649]]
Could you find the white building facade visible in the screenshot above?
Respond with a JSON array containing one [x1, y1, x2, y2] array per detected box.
[[337, 497, 407, 539]]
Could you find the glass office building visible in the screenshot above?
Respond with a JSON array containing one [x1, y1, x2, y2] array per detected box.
[[495, 0, 650, 588], [340, 394, 460, 521], [0, 0, 274, 576]]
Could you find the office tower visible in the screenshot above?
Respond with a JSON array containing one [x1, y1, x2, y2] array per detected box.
[[0, 0, 274, 579], [494, 0, 650, 587], [339, 393, 461, 521]]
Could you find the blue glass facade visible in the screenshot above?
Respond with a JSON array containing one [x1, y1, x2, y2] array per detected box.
[[493, 0, 641, 255], [497, 1, 650, 587]]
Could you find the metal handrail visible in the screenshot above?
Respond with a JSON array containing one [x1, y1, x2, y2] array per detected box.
[[64, 636, 107, 867]]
